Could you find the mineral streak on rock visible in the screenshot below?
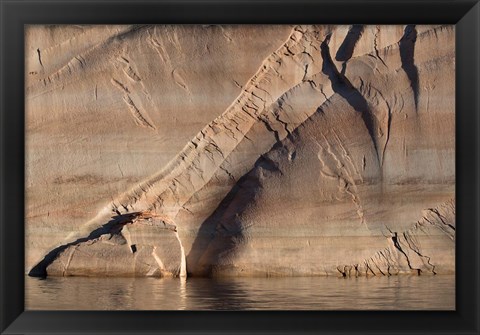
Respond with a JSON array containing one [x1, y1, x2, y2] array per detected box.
[[26, 25, 454, 278]]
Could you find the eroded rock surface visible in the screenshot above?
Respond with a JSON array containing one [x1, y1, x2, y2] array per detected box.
[[26, 25, 455, 277]]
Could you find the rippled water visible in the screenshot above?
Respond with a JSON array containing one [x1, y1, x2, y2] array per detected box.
[[25, 275, 455, 310]]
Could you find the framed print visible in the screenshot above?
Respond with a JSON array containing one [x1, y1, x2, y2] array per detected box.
[[1, 0, 479, 334]]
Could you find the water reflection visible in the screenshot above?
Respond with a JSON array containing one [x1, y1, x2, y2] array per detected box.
[[25, 275, 455, 310]]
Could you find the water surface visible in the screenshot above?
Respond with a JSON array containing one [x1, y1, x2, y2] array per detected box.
[[26, 275, 455, 310]]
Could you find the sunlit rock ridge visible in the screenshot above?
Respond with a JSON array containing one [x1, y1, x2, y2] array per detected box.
[[26, 25, 455, 278]]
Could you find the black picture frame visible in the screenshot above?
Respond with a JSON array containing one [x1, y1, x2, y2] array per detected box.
[[1, 0, 479, 334]]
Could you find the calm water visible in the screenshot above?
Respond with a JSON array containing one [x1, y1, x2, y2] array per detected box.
[[26, 275, 455, 310]]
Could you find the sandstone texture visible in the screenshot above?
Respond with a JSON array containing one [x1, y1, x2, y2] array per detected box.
[[26, 25, 455, 278]]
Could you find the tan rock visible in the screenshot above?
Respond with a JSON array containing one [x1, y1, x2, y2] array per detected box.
[[26, 25, 455, 277]]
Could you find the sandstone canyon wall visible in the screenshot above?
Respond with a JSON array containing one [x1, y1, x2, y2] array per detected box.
[[26, 25, 455, 278]]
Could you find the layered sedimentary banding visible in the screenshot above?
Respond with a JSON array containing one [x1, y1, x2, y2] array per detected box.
[[26, 25, 454, 277]]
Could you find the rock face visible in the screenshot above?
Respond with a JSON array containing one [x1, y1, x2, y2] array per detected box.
[[44, 213, 186, 277], [26, 25, 455, 278]]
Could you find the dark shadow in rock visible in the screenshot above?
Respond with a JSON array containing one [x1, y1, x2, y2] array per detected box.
[[186, 148, 285, 277], [186, 91, 337, 277], [335, 25, 364, 74], [28, 213, 141, 278], [320, 34, 380, 164], [399, 25, 419, 111]]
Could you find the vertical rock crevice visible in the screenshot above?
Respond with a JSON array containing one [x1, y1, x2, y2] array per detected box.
[[320, 33, 381, 165], [399, 25, 419, 111], [335, 24, 365, 74]]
